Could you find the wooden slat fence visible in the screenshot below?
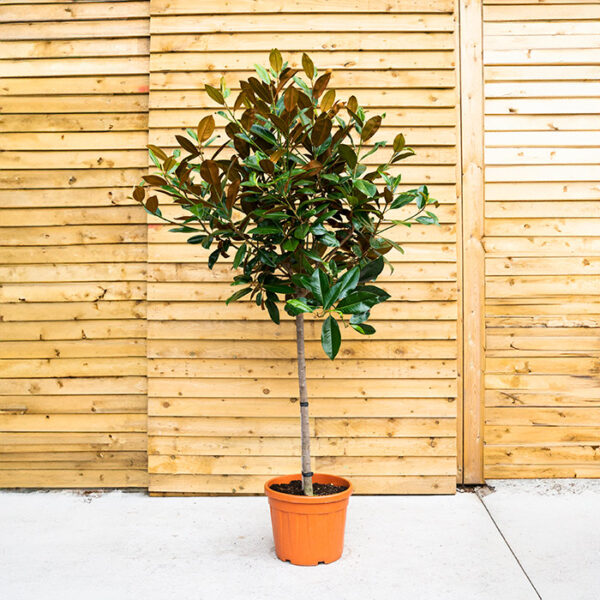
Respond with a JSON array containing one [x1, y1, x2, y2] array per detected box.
[[145, 0, 461, 494], [0, 0, 598, 492], [483, 0, 600, 478], [0, 0, 150, 487]]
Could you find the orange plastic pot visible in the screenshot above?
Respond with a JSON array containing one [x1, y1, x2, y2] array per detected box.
[[264, 473, 353, 566]]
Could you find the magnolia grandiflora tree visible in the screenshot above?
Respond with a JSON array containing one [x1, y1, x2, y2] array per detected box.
[[132, 49, 438, 495]]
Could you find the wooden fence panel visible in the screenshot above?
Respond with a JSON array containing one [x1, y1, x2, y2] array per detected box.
[[483, 0, 600, 478], [0, 0, 150, 487], [146, 0, 461, 494]]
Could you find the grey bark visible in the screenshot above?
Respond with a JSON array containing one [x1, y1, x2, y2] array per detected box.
[[295, 313, 313, 496]]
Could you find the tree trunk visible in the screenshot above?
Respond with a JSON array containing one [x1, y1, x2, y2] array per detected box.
[[295, 313, 313, 496]]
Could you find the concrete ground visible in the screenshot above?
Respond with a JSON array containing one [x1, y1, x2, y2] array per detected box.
[[0, 480, 598, 600]]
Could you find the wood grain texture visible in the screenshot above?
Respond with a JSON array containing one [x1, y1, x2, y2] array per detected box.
[[145, 0, 460, 494], [0, 1, 150, 488], [482, 0, 600, 479]]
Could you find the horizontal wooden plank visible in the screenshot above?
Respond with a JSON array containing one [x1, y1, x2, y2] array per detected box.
[[0, 282, 146, 302], [0, 59, 150, 79], [148, 396, 456, 418], [0, 320, 146, 341], [0, 413, 146, 432], [0, 469, 148, 488], [148, 339, 457, 360], [0, 301, 146, 322], [486, 181, 600, 201], [148, 378, 456, 399], [0, 432, 146, 452], [148, 242, 456, 265], [485, 445, 600, 465], [147, 435, 456, 457], [487, 276, 600, 298], [486, 374, 600, 394], [151, 0, 454, 14], [0, 225, 147, 245], [484, 4, 600, 21], [484, 65, 600, 82], [150, 87, 457, 109], [486, 357, 600, 376], [484, 237, 600, 257], [0, 19, 149, 40], [148, 359, 456, 380], [147, 264, 457, 285], [486, 98, 600, 116], [484, 465, 600, 478], [0, 339, 131, 363], [0, 75, 149, 97], [0, 38, 149, 59], [150, 14, 456, 35], [0, 358, 146, 378], [148, 455, 456, 476], [148, 474, 455, 494], [0, 169, 148, 189], [0, 394, 146, 414], [148, 322, 456, 341], [0, 451, 146, 465], [485, 425, 600, 444], [485, 219, 600, 237], [0, 264, 147, 283], [486, 257, 600, 276], [0, 377, 146, 395], [486, 202, 600, 220], [485, 34, 600, 51], [150, 107, 458, 128], [486, 407, 600, 426], [1, 131, 148, 151], [485, 147, 600, 166], [0, 150, 147, 170], [149, 416, 456, 437], [0, 245, 147, 264], [0, 113, 148, 133], [485, 390, 600, 408], [485, 117, 600, 133], [151, 32, 455, 53]]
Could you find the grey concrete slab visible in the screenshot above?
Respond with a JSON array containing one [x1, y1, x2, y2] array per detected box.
[[0, 490, 536, 600], [484, 480, 600, 600]]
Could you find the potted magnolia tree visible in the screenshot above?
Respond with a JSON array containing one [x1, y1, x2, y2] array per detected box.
[[132, 49, 438, 566]]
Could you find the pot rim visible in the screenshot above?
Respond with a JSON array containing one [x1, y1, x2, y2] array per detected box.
[[264, 473, 353, 504]]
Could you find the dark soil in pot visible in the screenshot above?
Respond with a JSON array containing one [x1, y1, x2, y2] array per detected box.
[[269, 479, 349, 496]]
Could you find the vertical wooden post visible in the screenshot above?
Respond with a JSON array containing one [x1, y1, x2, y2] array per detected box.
[[459, 0, 485, 484]]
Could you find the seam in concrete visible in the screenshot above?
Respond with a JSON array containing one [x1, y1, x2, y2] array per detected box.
[[475, 491, 542, 600]]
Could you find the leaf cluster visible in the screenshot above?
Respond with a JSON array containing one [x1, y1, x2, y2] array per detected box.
[[132, 49, 439, 359]]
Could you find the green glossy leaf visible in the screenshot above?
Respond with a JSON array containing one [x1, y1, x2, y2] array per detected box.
[[265, 299, 280, 324], [208, 248, 220, 269], [233, 244, 246, 269], [336, 291, 379, 314], [285, 298, 313, 316], [319, 232, 340, 247], [323, 266, 360, 309], [350, 311, 370, 325], [225, 287, 252, 305], [306, 268, 329, 305], [351, 322, 376, 335], [354, 179, 377, 197], [321, 315, 341, 360], [248, 225, 281, 235], [358, 257, 384, 282], [187, 234, 207, 245]]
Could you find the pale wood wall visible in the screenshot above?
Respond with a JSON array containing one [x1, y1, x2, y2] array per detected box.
[[145, 0, 461, 494], [1, 0, 598, 492], [483, 0, 600, 478], [0, 1, 150, 487]]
